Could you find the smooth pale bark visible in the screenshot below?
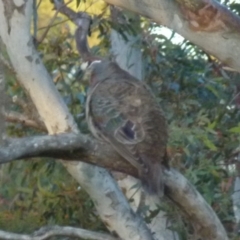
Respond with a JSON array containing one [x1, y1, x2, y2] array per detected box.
[[104, 0, 240, 72], [232, 176, 240, 227], [0, 1, 153, 239], [110, 30, 143, 81], [0, 226, 118, 240]]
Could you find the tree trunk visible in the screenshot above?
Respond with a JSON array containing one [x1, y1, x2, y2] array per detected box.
[[0, 1, 153, 239]]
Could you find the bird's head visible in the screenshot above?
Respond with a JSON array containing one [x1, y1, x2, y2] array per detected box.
[[81, 59, 119, 86]]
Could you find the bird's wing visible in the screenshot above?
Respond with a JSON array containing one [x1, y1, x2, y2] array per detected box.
[[88, 79, 150, 170]]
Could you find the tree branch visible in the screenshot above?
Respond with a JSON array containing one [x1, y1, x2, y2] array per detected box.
[[37, 0, 73, 45], [0, 133, 134, 173], [11, 96, 45, 129], [0, 225, 118, 240], [103, 0, 240, 72], [0, 133, 228, 239], [53, 0, 93, 60], [3, 111, 46, 131]]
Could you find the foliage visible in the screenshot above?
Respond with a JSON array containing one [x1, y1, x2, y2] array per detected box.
[[1, 0, 240, 239]]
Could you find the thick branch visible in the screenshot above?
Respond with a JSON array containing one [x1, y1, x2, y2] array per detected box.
[[0, 225, 118, 240], [54, 0, 94, 60], [0, 133, 134, 174], [103, 0, 240, 72], [0, 133, 228, 240]]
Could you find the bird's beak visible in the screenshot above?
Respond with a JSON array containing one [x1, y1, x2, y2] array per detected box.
[[80, 61, 89, 71], [80, 60, 102, 82], [81, 62, 93, 83]]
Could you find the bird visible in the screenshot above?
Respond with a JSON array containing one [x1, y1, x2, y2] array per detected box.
[[75, 13, 169, 197]]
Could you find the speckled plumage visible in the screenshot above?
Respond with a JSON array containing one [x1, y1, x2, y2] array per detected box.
[[86, 60, 168, 196]]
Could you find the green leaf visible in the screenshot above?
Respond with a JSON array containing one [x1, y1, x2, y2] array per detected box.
[[205, 84, 220, 98], [207, 120, 217, 130], [76, 0, 81, 7], [200, 135, 217, 151], [229, 125, 240, 133]]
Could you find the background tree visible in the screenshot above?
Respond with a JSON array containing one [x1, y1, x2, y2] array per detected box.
[[0, 0, 240, 239]]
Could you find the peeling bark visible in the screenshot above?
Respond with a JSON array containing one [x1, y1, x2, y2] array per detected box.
[[103, 0, 240, 71], [176, 0, 240, 32]]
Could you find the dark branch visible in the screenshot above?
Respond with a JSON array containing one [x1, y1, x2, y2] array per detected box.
[[0, 133, 135, 176], [53, 0, 93, 60], [11, 96, 45, 130], [53, 0, 78, 23], [75, 21, 91, 60]]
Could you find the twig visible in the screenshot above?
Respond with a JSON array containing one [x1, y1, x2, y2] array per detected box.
[[3, 111, 46, 131], [37, 0, 43, 9], [37, 0, 73, 45], [33, 0, 38, 39], [53, 0, 93, 29], [0, 54, 16, 75], [53, 0, 94, 60], [11, 96, 44, 128], [38, 18, 69, 31], [12, 96, 29, 113], [54, 0, 80, 23]]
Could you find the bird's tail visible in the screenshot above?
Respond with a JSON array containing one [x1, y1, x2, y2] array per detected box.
[[140, 162, 165, 197]]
